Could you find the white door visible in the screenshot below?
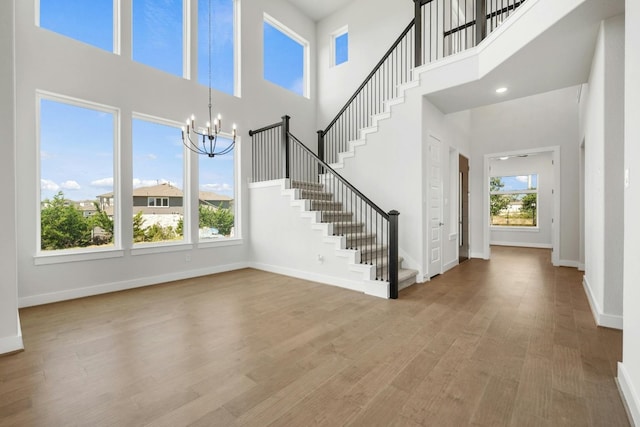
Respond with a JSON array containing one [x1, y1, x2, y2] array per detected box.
[[428, 135, 443, 278]]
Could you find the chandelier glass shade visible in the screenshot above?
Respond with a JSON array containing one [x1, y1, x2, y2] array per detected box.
[[182, 0, 236, 158]]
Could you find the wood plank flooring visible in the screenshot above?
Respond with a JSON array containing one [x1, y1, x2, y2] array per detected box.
[[0, 247, 630, 426]]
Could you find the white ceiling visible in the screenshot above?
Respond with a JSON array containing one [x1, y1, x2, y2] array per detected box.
[[426, 0, 625, 113], [286, 0, 353, 21]]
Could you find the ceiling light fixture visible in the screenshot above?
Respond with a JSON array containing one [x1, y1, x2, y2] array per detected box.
[[495, 87, 508, 94], [182, 0, 237, 158]]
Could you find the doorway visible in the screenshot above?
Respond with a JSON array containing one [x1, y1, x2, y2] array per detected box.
[[459, 154, 470, 263]]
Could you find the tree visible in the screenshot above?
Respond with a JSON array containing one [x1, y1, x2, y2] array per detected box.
[[133, 211, 146, 243], [144, 223, 177, 241], [41, 191, 91, 250], [89, 201, 113, 244], [211, 207, 234, 236], [489, 177, 510, 217], [521, 193, 537, 225], [199, 204, 217, 228]]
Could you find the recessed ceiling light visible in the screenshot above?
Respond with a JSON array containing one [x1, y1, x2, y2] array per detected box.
[[496, 87, 508, 94]]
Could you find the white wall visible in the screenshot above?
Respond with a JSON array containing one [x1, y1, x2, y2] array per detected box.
[[469, 86, 580, 264], [320, 81, 470, 280], [315, 0, 413, 126], [619, 1, 640, 424], [248, 180, 375, 293], [13, 0, 318, 306], [0, 0, 23, 354], [579, 15, 624, 329], [489, 152, 554, 248]]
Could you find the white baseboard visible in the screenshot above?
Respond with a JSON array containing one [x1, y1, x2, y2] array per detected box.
[[618, 363, 640, 426], [0, 334, 24, 355], [578, 263, 586, 272], [490, 241, 553, 249], [470, 251, 487, 259], [19, 262, 250, 308], [249, 262, 364, 294], [443, 259, 459, 273], [0, 314, 23, 355], [582, 276, 624, 330]]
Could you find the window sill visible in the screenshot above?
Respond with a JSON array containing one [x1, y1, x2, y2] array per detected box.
[[131, 242, 193, 256], [34, 248, 125, 265], [198, 238, 243, 249], [490, 226, 540, 233]]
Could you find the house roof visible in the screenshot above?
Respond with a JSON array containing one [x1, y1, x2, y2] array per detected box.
[[199, 191, 233, 202], [98, 183, 232, 202]]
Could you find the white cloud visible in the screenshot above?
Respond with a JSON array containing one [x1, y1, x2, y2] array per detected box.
[[91, 177, 114, 188], [40, 151, 54, 160], [41, 179, 60, 191], [60, 180, 81, 190], [146, 154, 157, 160], [133, 178, 177, 188], [515, 176, 529, 183], [201, 183, 232, 192]]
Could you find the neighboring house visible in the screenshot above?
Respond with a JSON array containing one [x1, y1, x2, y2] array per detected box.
[[97, 182, 233, 229]]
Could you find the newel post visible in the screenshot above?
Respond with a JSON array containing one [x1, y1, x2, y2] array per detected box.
[[414, 0, 423, 67], [389, 210, 400, 299], [282, 115, 290, 179]]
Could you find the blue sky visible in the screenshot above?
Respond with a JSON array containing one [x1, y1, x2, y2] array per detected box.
[[263, 21, 305, 96], [38, 0, 258, 203], [495, 174, 538, 191]]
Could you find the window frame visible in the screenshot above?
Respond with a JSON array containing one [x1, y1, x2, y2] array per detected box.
[[148, 197, 170, 207], [131, 112, 191, 248], [36, 0, 119, 53], [197, 132, 238, 243], [35, 90, 122, 262], [131, 0, 186, 78], [331, 26, 349, 67], [489, 174, 539, 230], [262, 13, 310, 98], [196, 0, 239, 96]]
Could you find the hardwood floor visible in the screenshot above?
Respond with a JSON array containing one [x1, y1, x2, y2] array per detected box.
[[0, 247, 629, 426]]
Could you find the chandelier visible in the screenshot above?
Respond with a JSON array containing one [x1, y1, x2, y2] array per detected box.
[[182, 0, 236, 158]]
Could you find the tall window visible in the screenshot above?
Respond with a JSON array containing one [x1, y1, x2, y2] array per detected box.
[[39, 96, 116, 251], [132, 0, 184, 77], [132, 117, 185, 244], [263, 15, 308, 97], [490, 174, 538, 227], [38, 0, 113, 52], [198, 0, 236, 95], [332, 27, 348, 66], [198, 137, 235, 240]]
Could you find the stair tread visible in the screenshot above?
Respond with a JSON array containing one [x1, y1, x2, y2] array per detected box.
[[398, 268, 418, 281]]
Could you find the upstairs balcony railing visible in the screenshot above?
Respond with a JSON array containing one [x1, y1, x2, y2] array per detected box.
[[318, 0, 526, 165]]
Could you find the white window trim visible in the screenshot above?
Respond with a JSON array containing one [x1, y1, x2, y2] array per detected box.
[[183, 0, 190, 79], [132, 112, 190, 245], [490, 174, 539, 229], [35, 90, 122, 261], [148, 197, 170, 207], [331, 25, 348, 67], [263, 13, 310, 98]]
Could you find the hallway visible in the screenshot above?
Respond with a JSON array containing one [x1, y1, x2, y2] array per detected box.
[[0, 247, 629, 426]]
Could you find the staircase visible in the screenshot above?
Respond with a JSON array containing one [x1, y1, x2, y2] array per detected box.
[[289, 180, 418, 291], [248, 1, 528, 298]]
